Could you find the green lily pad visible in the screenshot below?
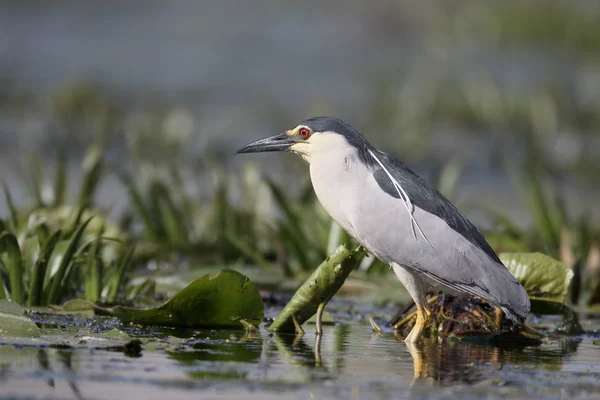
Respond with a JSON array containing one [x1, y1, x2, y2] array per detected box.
[[0, 312, 40, 337], [0, 299, 25, 315], [62, 299, 99, 312], [65, 269, 264, 329], [501, 252, 573, 302], [101, 328, 130, 340]]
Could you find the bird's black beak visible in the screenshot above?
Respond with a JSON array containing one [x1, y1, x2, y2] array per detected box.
[[235, 133, 295, 154]]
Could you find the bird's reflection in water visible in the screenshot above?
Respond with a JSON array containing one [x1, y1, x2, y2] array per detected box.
[[272, 324, 580, 386], [400, 333, 580, 385]]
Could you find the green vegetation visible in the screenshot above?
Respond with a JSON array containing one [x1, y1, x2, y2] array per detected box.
[[63, 269, 264, 329], [1, 0, 599, 334], [0, 148, 133, 307]]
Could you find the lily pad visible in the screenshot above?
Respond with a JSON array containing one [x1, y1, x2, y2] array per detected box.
[[0, 299, 25, 315], [0, 312, 40, 337], [501, 252, 573, 302], [65, 269, 264, 329]]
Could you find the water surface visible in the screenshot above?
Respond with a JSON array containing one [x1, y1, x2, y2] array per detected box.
[[2, 310, 599, 400]]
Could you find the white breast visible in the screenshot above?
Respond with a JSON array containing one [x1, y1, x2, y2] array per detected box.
[[309, 148, 372, 241]]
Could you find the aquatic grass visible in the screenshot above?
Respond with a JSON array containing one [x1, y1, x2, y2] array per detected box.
[[107, 245, 135, 303], [0, 232, 24, 304], [2, 182, 19, 231], [84, 226, 103, 302], [28, 229, 61, 307], [77, 146, 104, 210], [496, 162, 600, 305], [0, 204, 136, 306], [45, 216, 93, 305]]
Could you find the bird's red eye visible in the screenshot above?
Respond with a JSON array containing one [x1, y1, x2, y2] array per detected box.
[[299, 128, 311, 139]]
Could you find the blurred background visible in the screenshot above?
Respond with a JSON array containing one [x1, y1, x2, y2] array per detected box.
[[0, 0, 599, 296]]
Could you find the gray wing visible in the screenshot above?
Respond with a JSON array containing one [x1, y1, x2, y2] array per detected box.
[[372, 152, 500, 263], [372, 151, 530, 321]]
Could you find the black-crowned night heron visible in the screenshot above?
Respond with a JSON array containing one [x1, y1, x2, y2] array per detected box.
[[236, 116, 530, 343]]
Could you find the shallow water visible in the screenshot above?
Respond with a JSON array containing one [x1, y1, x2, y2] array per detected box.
[[2, 309, 600, 400]]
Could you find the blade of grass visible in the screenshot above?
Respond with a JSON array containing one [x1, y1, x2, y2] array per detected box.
[[212, 179, 230, 256], [77, 146, 103, 210], [62, 236, 120, 302], [28, 229, 62, 306], [515, 166, 562, 256], [45, 216, 94, 305], [28, 153, 45, 208], [150, 182, 188, 246], [85, 226, 103, 302], [169, 164, 195, 227], [61, 206, 87, 239], [2, 183, 19, 231], [279, 221, 313, 271], [36, 224, 50, 246], [127, 277, 154, 301], [267, 180, 322, 271], [225, 233, 273, 270], [0, 259, 7, 300], [266, 180, 305, 240], [120, 174, 160, 241], [0, 232, 24, 304], [107, 245, 134, 303], [53, 148, 68, 207]]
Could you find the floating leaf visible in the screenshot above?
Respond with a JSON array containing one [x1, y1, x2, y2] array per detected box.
[[500, 252, 573, 303], [101, 328, 130, 340], [268, 245, 364, 333], [0, 312, 40, 337], [0, 299, 25, 315], [66, 270, 264, 329], [62, 299, 99, 312]]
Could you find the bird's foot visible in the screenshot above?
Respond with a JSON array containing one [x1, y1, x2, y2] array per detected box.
[[404, 307, 429, 343]]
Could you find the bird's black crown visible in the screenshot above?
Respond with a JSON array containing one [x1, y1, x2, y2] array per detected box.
[[299, 116, 376, 166]]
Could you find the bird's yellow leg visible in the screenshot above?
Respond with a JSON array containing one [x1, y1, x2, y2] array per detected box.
[[405, 303, 428, 343], [391, 264, 430, 343]]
